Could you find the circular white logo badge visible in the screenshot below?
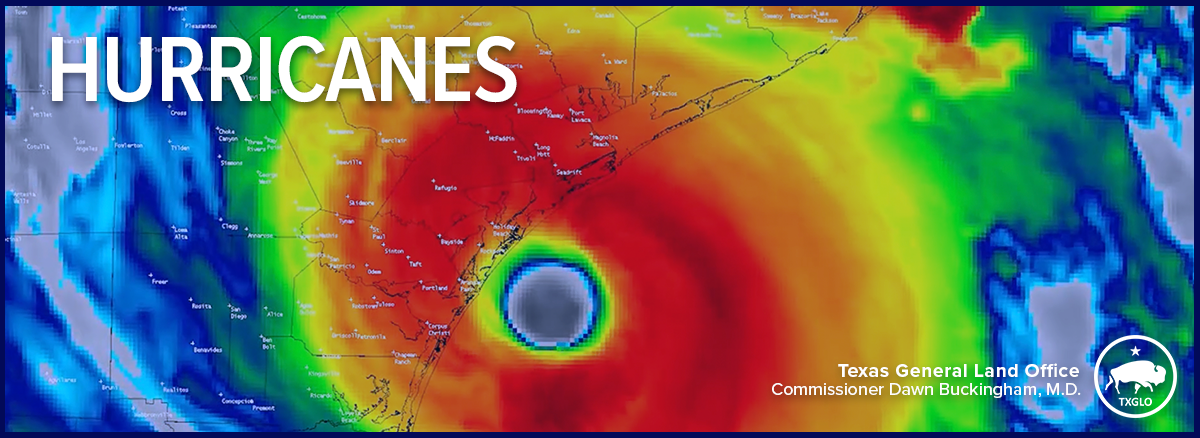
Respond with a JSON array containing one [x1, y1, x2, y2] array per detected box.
[[1093, 335, 1177, 418]]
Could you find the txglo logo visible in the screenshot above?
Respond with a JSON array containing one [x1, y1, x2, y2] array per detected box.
[[1093, 335, 1178, 419]]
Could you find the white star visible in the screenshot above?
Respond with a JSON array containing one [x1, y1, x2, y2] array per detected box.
[[1130, 346, 1141, 356]]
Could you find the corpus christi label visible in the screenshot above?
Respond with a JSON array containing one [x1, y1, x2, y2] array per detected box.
[[1093, 335, 1178, 418]]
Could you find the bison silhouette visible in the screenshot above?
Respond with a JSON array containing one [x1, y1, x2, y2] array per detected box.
[[1104, 360, 1166, 394]]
